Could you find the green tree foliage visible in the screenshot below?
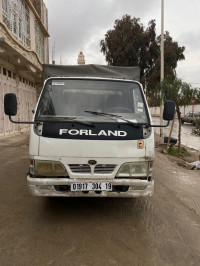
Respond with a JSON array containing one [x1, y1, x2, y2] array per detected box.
[[100, 16, 158, 79], [192, 112, 200, 136], [160, 76, 197, 152], [100, 15, 158, 81], [193, 88, 200, 104], [100, 15, 185, 105], [193, 87, 200, 136], [146, 32, 185, 105]]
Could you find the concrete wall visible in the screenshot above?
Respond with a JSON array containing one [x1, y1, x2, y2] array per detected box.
[[150, 104, 200, 117]]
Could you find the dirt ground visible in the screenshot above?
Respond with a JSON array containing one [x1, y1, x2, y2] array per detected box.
[[0, 132, 200, 266], [154, 133, 200, 169]]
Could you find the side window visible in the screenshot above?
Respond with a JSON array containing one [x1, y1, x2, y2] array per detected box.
[[132, 90, 144, 115], [38, 86, 54, 116]]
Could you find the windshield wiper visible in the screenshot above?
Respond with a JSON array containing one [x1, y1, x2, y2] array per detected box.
[[38, 116, 95, 127], [85, 110, 142, 128]]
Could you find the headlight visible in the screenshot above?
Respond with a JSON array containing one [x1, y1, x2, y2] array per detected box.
[[116, 162, 148, 178], [30, 160, 68, 176]]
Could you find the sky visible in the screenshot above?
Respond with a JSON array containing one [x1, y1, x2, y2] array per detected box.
[[45, 0, 200, 87]]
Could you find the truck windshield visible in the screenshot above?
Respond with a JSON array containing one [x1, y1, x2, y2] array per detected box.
[[35, 78, 149, 123]]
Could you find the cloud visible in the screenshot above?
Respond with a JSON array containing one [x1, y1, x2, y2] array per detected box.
[[179, 31, 200, 52], [47, 0, 157, 64], [177, 64, 200, 86], [45, 0, 200, 85]]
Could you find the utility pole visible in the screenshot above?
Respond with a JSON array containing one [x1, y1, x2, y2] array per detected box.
[[160, 0, 164, 142], [52, 42, 55, 65]]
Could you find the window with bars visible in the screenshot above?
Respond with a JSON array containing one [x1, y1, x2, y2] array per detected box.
[[35, 20, 44, 63], [2, 0, 30, 48]]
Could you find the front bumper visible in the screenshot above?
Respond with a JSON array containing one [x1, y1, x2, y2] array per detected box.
[[27, 175, 154, 198]]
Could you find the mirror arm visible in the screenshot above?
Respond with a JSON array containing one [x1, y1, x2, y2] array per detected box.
[[9, 115, 40, 125], [148, 121, 170, 128]]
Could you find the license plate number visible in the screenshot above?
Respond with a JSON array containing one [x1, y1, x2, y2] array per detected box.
[[71, 182, 112, 191]]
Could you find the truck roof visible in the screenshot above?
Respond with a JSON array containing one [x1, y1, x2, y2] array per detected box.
[[43, 64, 140, 82]]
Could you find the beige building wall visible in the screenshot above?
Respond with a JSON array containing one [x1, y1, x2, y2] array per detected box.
[[0, 1, 2, 20], [0, 0, 49, 137], [29, 6, 36, 51]]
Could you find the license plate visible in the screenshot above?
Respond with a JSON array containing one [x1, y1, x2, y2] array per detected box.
[[71, 182, 112, 191]]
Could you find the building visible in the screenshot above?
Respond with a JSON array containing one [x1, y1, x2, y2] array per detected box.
[[77, 50, 85, 65], [0, 0, 49, 137]]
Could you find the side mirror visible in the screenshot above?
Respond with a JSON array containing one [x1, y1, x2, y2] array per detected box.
[[4, 93, 17, 116], [4, 93, 38, 125], [163, 100, 175, 121]]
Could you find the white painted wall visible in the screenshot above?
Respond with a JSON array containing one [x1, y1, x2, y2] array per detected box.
[[150, 104, 200, 117]]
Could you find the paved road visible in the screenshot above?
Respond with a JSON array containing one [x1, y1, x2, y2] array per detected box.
[[0, 133, 200, 266], [153, 117, 200, 150]]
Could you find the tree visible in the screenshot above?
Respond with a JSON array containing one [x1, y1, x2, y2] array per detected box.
[[193, 88, 200, 104], [100, 15, 185, 104], [192, 88, 200, 136], [100, 15, 159, 84], [192, 113, 200, 136], [146, 31, 185, 105], [160, 76, 197, 152]]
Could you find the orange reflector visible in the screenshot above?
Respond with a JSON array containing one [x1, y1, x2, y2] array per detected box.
[[149, 162, 153, 168], [137, 140, 144, 149]]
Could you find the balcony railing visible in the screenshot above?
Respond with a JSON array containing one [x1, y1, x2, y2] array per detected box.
[[2, 0, 31, 48]]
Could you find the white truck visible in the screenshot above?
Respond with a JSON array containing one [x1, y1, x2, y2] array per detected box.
[[4, 64, 175, 197]]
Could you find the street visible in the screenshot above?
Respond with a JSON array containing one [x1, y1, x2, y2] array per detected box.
[[0, 133, 200, 266]]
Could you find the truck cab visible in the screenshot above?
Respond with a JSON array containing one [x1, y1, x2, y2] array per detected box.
[[4, 64, 175, 198]]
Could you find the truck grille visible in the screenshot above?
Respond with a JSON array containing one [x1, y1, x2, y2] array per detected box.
[[94, 164, 116, 174], [68, 164, 116, 174], [69, 164, 91, 173]]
